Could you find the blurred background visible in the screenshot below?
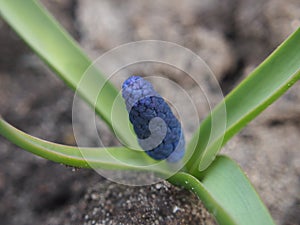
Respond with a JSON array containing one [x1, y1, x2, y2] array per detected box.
[[0, 0, 299, 224]]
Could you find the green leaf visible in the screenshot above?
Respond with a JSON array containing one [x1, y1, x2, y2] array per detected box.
[[1, 116, 275, 225], [0, 0, 137, 148], [0, 117, 173, 176], [168, 156, 275, 225], [186, 28, 300, 173]]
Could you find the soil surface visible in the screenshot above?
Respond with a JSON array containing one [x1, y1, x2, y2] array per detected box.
[[0, 0, 299, 224]]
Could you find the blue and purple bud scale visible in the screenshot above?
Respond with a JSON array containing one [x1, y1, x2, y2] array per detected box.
[[122, 76, 185, 162]]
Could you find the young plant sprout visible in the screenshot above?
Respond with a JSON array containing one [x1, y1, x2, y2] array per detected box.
[[122, 76, 185, 162], [0, 1, 299, 225]]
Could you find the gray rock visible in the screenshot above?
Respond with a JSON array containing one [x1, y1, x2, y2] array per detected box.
[[76, 0, 235, 81]]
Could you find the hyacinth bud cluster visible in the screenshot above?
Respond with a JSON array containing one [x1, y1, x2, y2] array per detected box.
[[122, 76, 185, 162]]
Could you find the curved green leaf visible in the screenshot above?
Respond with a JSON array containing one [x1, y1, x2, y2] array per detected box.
[[0, 117, 173, 176], [0, 0, 137, 148], [169, 156, 275, 225], [186, 28, 300, 173]]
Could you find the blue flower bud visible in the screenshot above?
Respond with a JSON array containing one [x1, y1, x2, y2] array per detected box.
[[122, 76, 185, 162]]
